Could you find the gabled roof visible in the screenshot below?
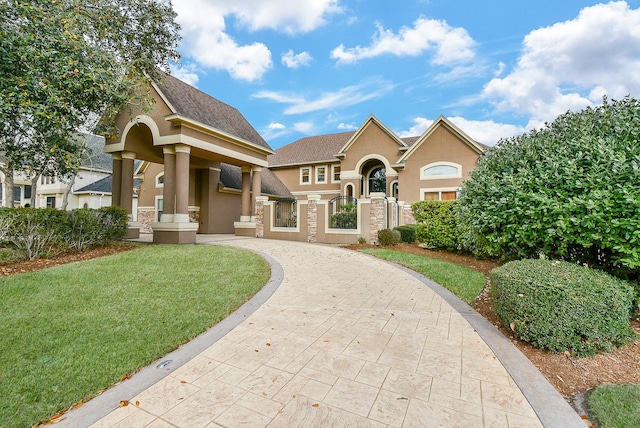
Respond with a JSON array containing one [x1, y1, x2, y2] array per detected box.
[[396, 116, 486, 166], [268, 131, 354, 167], [337, 115, 408, 155], [78, 134, 111, 172], [153, 72, 272, 152], [74, 175, 113, 194]]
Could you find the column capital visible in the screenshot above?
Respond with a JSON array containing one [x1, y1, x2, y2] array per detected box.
[[121, 151, 136, 160], [252, 166, 263, 173], [241, 166, 252, 173], [163, 146, 176, 155], [112, 152, 123, 161], [175, 144, 191, 154]]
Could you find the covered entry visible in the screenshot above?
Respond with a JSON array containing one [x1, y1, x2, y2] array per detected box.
[[105, 73, 274, 243]]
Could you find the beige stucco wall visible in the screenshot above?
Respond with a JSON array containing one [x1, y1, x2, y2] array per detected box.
[[271, 163, 341, 200], [399, 125, 481, 203]]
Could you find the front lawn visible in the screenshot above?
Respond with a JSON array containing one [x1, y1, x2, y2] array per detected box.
[[587, 383, 640, 428], [362, 248, 486, 305], [0, 244, 270, 428]]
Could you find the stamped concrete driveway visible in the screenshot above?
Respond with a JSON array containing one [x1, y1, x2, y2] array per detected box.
[[62, 236, 584, 428]]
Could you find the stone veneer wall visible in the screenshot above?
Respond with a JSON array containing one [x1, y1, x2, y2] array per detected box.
[[369, 194, 387, 244], [403, 205, 416, 225], [306, 196, 319, 243], [137, 209, 155, 233]]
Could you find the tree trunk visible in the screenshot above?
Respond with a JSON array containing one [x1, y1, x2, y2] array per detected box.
[[1, 166, 15, 207], [61, 174, 75, 210], [30, 174, 39, 208]]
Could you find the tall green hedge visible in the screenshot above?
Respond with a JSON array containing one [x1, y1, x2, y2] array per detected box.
[[459, 97, 640, 278], [411, 200, 461, 251]]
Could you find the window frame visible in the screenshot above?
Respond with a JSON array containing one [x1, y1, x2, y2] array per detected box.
[[331, 164, 341, 183], [300, 166, 311, 185], [315, 165, 328, 184], [420, 161, 462, 180]]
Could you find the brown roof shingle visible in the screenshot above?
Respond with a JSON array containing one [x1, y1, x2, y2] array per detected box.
[[155, 72, 272, 151], [268, 131, 354, 167], [220, 164, 292, 197], [268, 131, 421, 167]]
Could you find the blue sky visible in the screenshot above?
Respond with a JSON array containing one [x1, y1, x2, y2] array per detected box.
[[170, 0, 640, 149]]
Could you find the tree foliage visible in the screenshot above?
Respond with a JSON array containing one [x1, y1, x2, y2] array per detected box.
[[0, 0, 180, 196], [458, 96, 640, 276]]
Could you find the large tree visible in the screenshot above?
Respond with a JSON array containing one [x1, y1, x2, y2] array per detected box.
[[458, 96, 640, 276], [0, 0, 180, 205]]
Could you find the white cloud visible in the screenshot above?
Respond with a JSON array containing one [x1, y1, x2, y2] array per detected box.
[[331, 17, 476, 65], [483, 1, 640, 124], [282, 50, 314, 69], [268, 122, 286, 130], [294, 122, 315, 133], [398, 117, 524, 146], [253, 79, 394, 115], [337, 122, 358, 130], [173, 0, 341, 81], [170, 65, 200, 87]]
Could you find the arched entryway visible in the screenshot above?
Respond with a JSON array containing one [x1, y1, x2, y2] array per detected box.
[[361, 159, 387, 197]]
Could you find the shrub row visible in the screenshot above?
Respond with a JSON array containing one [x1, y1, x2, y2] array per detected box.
[[377, 228, 401, 246], [0, 207, 129, 260], [394, 224, 416, 243], [491, 259, 637, 356], [411, 200, 462, 251]]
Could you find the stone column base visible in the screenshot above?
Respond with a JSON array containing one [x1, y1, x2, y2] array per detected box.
[[152, 222, 199, 244], [125, 221, 142, 240], [234, 221, 257, 237]]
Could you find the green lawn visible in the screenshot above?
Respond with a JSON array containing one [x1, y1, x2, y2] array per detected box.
[[0, 244, 270, 428], [587, 383, 640, 428], [362, 249, 486, 305]]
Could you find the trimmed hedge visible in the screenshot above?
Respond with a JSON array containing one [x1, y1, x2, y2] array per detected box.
[[491, 259, 637, 356], [411, 200, 462, 251], [0, 206, 128, 260], [377, 228, 401, 246], [394, 224, 417, 243]]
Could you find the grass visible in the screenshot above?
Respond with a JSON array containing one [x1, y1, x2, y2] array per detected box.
[[362, 248, 486, 305], [0, 244, 270, 428], [587, 383, 640, 428]]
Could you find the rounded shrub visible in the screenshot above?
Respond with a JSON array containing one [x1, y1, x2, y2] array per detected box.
[[394, 225, 417, 243], [491, 259, 637, 356], [377, 228, 401, 246]]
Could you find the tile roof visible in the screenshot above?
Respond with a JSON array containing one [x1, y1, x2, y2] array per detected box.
[[268, 131, 355, 167], [155, 72, 272, 151], [268, 132, 421, 167], [79, 134, 112, 171], [220, 164, 292, 197]]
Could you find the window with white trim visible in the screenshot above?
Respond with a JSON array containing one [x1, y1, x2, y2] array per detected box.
[[316, 165, 328, 184], [331, 165, 341, 183], [300, 167, 311, 185], [423, 191, 458, 201], [420, 162, 462, 180], [155, 172, 165, 188]]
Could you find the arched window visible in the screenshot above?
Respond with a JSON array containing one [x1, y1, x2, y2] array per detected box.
[[420, 162, 462, 180], [345, 183, 354, 198], [391, 181, 399, 199], [368, 167, 386, 194]]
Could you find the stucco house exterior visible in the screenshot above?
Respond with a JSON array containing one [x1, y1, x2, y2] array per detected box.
[[110, 73, 486, 244], [268, 115, 486, 223]]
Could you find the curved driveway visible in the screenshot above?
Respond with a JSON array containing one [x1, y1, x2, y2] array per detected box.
[[63, 236, 584, 427]]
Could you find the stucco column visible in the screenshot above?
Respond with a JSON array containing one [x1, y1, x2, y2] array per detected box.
[[174, 144, 190, 223], [111, 153, 122, 207], [120, 151, 136, 217], [161, 146, 176, 222], [251, 166, 262, 218], [240, 166, 251, 221]]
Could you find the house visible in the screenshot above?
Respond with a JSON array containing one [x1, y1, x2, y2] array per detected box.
[[268, 115, 486, 223], [109, 73, 486, 244], [0, 134, 122, 210]]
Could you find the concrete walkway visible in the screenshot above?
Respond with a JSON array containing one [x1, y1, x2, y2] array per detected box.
[[60, 236, 585, 427]]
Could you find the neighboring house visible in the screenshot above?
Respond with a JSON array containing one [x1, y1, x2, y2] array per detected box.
[[0, 134, 124, 210], [268, 115, 486, 209]]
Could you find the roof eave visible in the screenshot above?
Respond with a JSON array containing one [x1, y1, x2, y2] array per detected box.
[[165, 114, 274, 156]]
